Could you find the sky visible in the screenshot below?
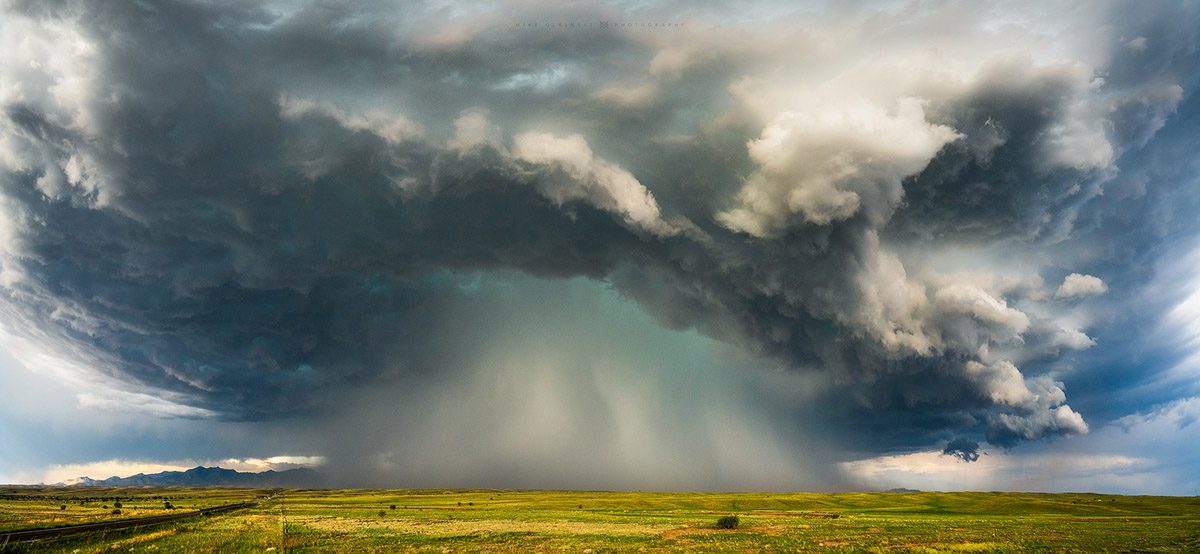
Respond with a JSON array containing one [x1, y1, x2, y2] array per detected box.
[[0, 0, 1199, 494]]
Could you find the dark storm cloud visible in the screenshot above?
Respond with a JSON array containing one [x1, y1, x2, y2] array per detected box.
[[942, 438, 980, 463], [1, 0, 1197, 469]]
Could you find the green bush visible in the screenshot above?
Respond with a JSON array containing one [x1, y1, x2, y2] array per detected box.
[[716, 515, 739, 529]]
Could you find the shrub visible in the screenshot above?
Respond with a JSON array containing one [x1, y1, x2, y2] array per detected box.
[[378, 510, 385, 517], [114, 501, 123, 509], [716, 515, 739, 529], [60, 505, 66, 510], [112, 509, 122, 515], [164, 501, 174, 509], [389, 504, 396, 510]]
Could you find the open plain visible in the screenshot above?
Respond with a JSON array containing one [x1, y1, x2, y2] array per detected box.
[[2, 487, 1198, 552]]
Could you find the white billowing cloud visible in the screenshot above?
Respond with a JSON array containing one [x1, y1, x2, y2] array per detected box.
[[1029, 63, 1114, 172], [961, 360, 1087, 442], [1056, 273, 1108, 298], [849, 231, 936, 356], [964, 359, 1035, 407], [512, 132, 673, 234], [935, 284, 1031, 336], [448, 109, 503, 152], [1052, 328, 1097, 350], [924, 268, 1047, 303], [990, 376, 1089, 441], [0, 15, 121, 206], [719, 97, 958, 235]]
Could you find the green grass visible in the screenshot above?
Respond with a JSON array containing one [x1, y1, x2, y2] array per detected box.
[[0, 486, 264, 532], [2, 488, 1198, 552]]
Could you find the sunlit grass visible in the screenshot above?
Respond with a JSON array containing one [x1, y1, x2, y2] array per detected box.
[[2, 487, 1198, 552]]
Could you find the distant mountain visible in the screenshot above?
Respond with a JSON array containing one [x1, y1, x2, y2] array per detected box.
[[885, 487, 922, 493], [59, 466, 325, 488]]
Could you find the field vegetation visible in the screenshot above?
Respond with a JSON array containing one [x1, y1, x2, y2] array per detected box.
[[2, 487, 1197, 552]]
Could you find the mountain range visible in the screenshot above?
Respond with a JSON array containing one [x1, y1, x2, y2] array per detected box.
[[58, 466, 326, 488]]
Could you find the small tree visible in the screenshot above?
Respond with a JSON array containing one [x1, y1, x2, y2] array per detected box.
[[716, 515, 739, 529], [114, 501, 123, 509], [60, 505, 66, 510], [389, 504, 396, 510], [112, 508, 122, 515]]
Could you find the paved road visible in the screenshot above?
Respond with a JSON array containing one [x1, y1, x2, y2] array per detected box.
[[0, 501, 257, 544]]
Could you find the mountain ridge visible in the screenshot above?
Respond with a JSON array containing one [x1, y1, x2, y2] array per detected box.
[[58, 465, 325, 488]]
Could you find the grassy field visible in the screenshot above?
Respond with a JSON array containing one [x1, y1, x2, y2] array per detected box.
[[0, 487, 264, 532], [2, 487, 1198, 552]]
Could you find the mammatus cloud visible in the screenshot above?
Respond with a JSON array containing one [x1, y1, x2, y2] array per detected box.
[[1, 0, 1198, 486]]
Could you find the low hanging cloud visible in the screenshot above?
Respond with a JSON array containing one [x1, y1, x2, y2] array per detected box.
[[942, 438, 982, 463], [1, 0, 1198, 483]]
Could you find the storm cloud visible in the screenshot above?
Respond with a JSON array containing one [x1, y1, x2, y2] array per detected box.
[[2, 0, 1199, 486]]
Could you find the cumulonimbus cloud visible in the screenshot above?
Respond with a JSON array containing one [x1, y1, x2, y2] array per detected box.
[[1, 0, 1196, 461]]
